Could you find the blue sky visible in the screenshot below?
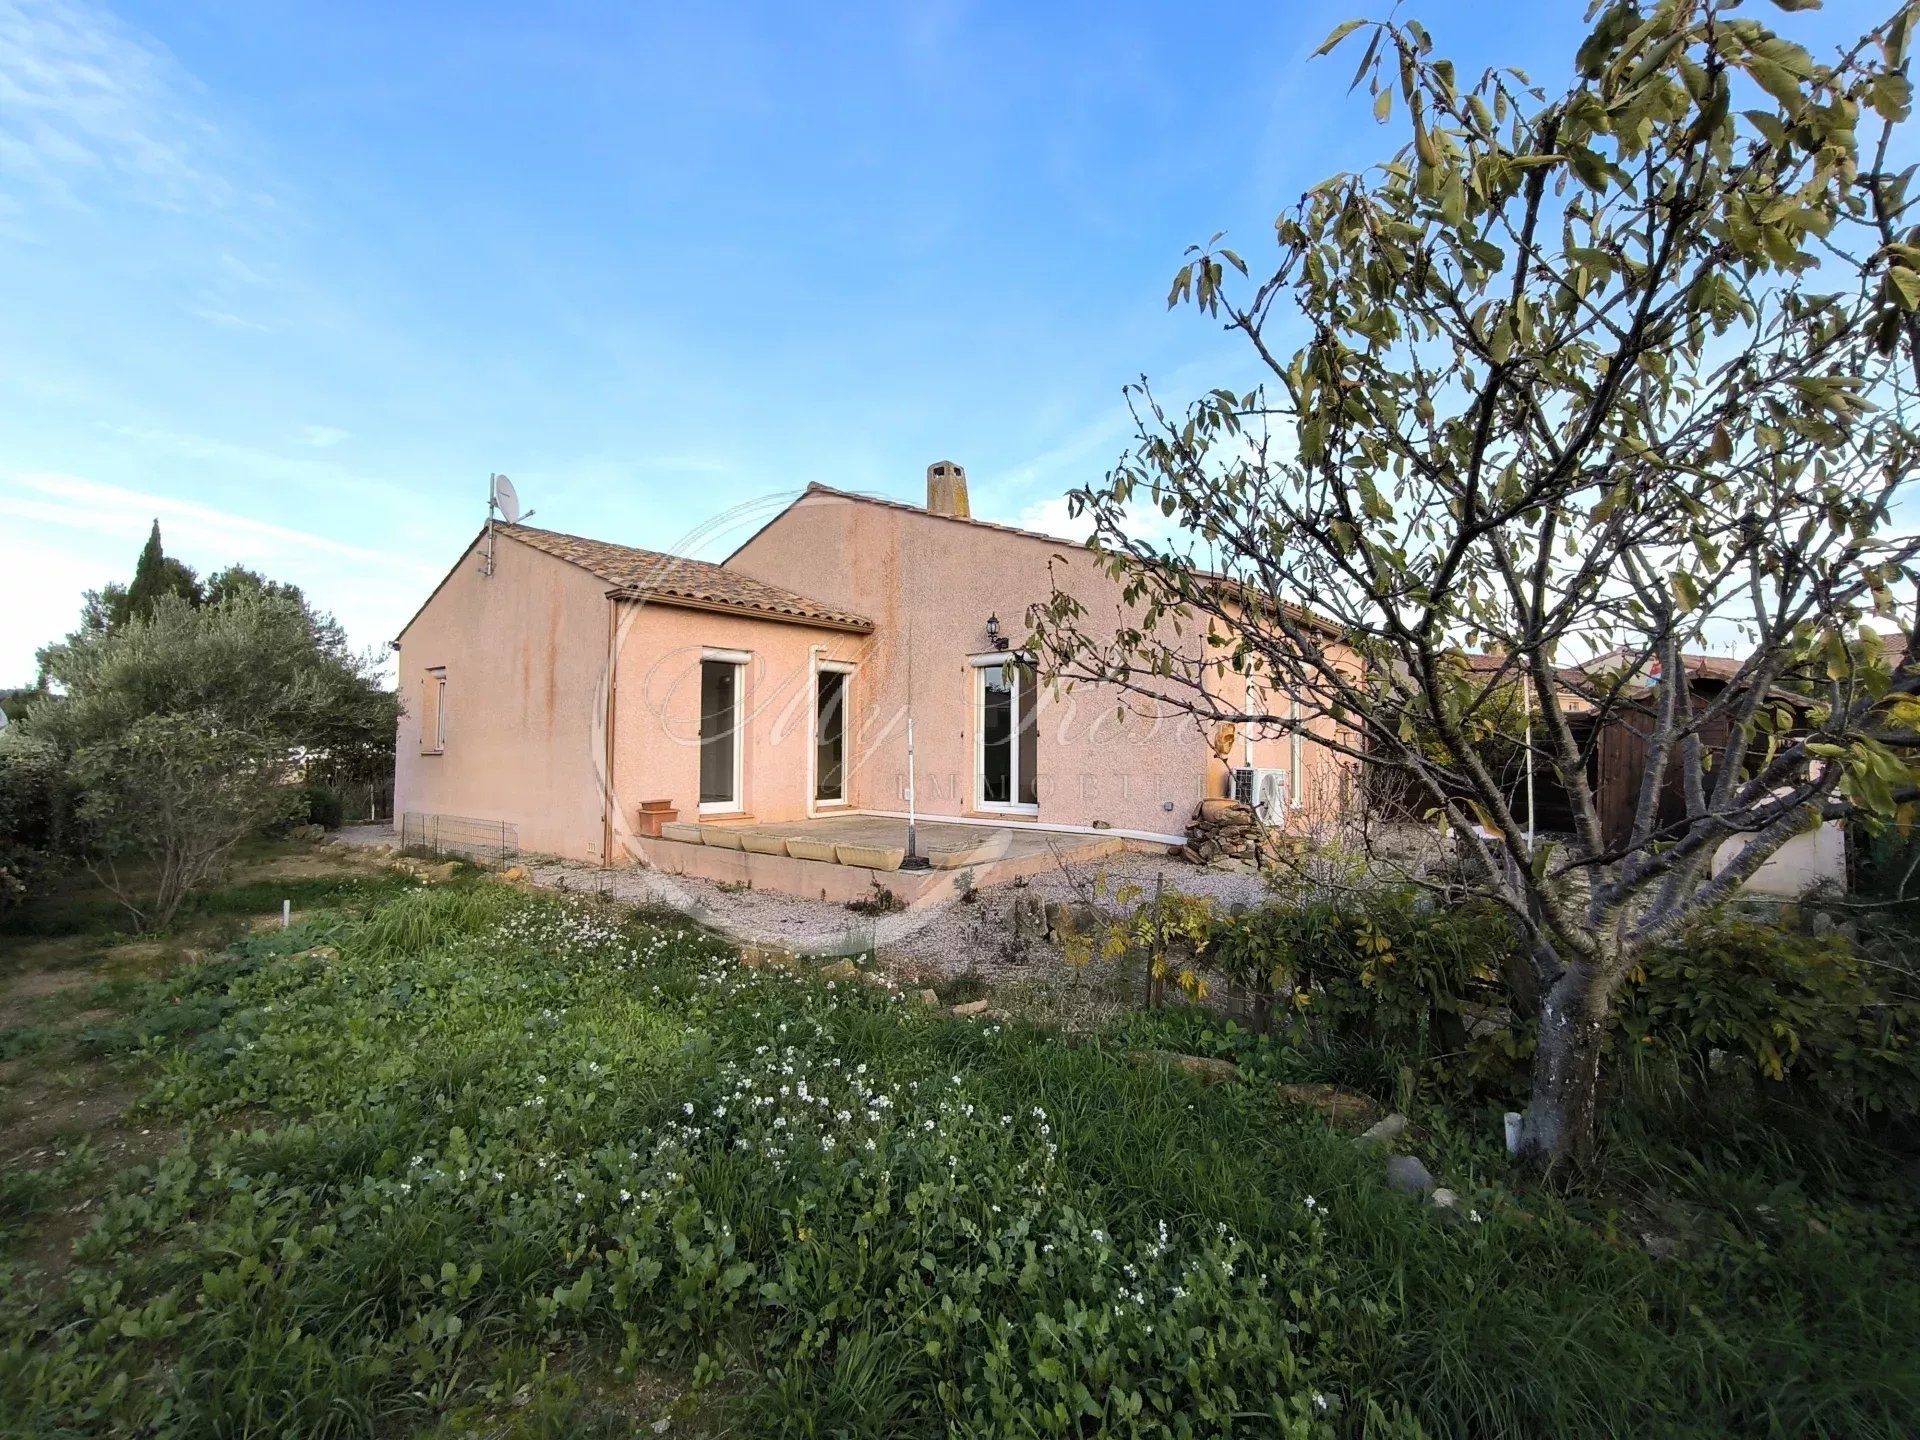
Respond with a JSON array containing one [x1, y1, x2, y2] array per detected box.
[[0, 0, 1880, 684]]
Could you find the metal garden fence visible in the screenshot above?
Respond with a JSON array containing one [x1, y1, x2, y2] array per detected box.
[[398, 812, 519, 867]]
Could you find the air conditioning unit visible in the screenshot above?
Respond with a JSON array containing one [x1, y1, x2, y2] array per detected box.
[[1230, 767, 1289, 825]]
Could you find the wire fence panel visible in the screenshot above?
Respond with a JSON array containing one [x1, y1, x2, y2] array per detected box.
[[398, 812, 519, 867]]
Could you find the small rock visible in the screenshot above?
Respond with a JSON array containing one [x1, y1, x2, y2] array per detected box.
[[951, 998, 992, 1017], [1429, 1187, 1458, 1210], [502, 865, 530, 883], [1458, 1000, 1511, 1041], [817, 958, 859, 983], [1127, 1050, 1240, 1083], [914, 988, 940, 1006], [1385, 1154, 1436, 1196], [1640, 1230, 1679, 1260], [858, 969, 894, 990], [1068, 901, 1105, 932], [1274, 1082, 1383, 1129], [740, 947, 798, 972], [1354, 1113, 1410, 1148]]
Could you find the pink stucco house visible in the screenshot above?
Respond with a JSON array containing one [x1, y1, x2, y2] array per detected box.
[[392, 465, 1351, 888]]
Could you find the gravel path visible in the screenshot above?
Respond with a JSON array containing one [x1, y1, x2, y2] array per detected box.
[[326, 823, 1271, 983]]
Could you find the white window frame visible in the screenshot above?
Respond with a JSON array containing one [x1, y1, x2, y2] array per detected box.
[[970, 653, 1039, 815], [1289, 696, 1304, 808], [810, 659, 855, 808], [698, 650, 749, 814], [423, 667, 447, 754]]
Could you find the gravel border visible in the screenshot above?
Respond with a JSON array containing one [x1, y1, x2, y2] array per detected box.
[[325, 823, 1272, 984]]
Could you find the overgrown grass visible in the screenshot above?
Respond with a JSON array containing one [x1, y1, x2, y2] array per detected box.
[[2, 874, 1916, 1437]]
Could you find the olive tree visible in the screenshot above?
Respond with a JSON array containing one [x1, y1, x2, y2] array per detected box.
[[1032, 1, 1920, 1172], [32, 589, 396, 926], [73, 714, 298, 930]]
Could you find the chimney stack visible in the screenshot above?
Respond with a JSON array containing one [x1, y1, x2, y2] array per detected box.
[[926, 460, 970, 518]]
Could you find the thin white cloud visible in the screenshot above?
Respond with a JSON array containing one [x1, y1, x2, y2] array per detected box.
[[1013, 493, 1093, 544], [0, 532, 103, 680], [297, 424, 350, 449], [1015, 489, 1188, 553], [217, 250, 271, 286], [191, 305, 272, 332], [0, 0, 234, 216], [86, 422, 419, 515], [0, 469, 441, 681], [996, 407, 1136, 496], [634, 454, 734, 475], [0, 470, 403, 565]]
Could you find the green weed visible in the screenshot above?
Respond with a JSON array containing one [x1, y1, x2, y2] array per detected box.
[[0, 881, 1913, 1437]]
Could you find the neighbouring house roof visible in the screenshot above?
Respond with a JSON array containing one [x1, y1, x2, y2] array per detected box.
[[503, 524, 874, 632], [1444, 651, 1589, 687], [1577, 648, 1758, 686]]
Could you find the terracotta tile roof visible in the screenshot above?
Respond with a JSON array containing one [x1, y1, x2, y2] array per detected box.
[[502, 524, 872, 632], [1577, 647, 1751, 683]]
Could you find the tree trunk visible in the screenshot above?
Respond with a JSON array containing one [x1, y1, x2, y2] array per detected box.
[[1515, 962, 1609, 1175], [1251, 988, 1274, 1037]]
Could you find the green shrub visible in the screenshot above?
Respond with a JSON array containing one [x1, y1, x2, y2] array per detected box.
[[299, 783, 345, 831], [356, 879, 519, 958], [1848, 817, 1920, 919], [1062, 879, 1217, 1004], [1619, 916, 1920, 1118], [1210, 887, 1519, 1085], [0, 731, 70, 918], [6, 885, 1919, 1436], [71, 713, 302, 929]]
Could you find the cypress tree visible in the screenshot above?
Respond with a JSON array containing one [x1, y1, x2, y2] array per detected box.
[[121, 521, 202, 623]]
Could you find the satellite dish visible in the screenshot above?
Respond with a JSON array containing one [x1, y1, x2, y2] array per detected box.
[[489, 473, 521, 525]]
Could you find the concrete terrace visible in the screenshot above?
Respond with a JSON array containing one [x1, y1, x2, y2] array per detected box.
[[638, 814, 1139, 904]]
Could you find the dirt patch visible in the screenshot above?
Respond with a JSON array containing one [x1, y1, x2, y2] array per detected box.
[[4, 1075, 143, 1152], [243, 850, 379, 883], [0, 967, 95, 1006], [2, 936, 187, 1018], [98, 938, 172, 966], [2, 1060, 181, 1284], [0, 933, 102, 981], [247, 910, 309, 934]]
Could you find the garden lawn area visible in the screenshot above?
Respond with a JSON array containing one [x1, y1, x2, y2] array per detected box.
[[3, 856, 1918, 1438]]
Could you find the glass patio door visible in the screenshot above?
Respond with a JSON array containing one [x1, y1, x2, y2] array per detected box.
[[975, 658, 1037, 812], [699, 656, 743, 812], [814, 666, 848, 804]]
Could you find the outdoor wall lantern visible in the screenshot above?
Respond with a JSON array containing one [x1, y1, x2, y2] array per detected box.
[[986, 613, 1009, 650]]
